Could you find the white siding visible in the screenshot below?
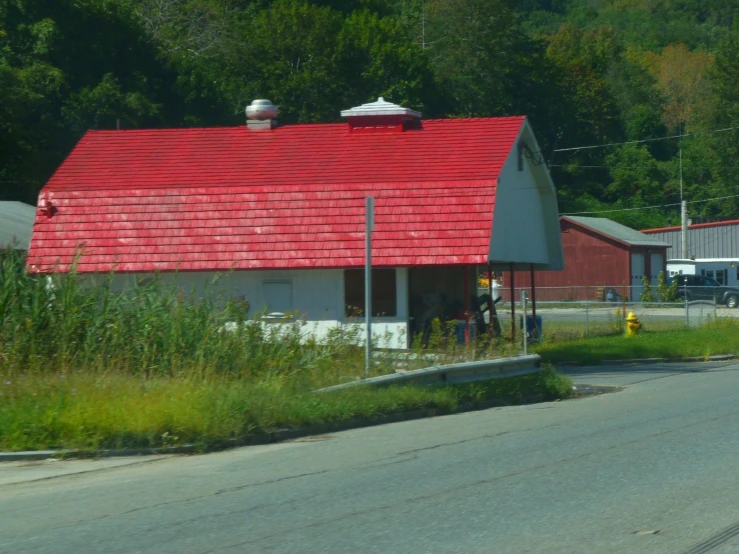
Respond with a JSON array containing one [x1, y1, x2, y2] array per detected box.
[[489, 123, 564, 270], [109, 269, 342, 318], [107, 268, 409, 348], [262, 280, 293, 314]]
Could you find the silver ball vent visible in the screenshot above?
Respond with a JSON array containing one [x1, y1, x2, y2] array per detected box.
[[246, 99, 278, 120]]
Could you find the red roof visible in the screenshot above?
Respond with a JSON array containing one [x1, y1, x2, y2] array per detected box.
[[642, 219, 739, 233], [28, 117, 525, 273]]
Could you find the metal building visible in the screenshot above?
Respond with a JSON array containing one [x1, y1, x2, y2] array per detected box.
[[0, 201, 36, 250], [642, 220, 739, 259]]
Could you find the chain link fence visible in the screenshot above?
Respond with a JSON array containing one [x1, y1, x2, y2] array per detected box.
[[486, 286, 731, 341]]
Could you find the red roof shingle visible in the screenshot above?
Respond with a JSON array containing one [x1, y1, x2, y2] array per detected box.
[[28, 117, 524, 273]]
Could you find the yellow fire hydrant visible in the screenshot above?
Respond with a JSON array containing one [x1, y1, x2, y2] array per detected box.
[[625, 311, 641, 337]]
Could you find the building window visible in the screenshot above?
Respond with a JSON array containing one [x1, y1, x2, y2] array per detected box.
[[344, 269, 397, 317], [262, 281, 293, 315]]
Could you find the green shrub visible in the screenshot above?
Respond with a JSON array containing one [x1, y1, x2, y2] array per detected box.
[[656, 271, 678, 302], [640, 275, 655, 302]]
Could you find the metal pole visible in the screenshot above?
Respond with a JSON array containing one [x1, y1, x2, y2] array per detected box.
[[681, 200, 688, 259], [530, 264, 537, 339], [510, 263, 516, 342], [365, 197, 374, 377], [679, 146, 683, 201], [622, 281, 627, 319], [464, 265, 470, 344], [487, 262, 494, 339], [585, 295, 589, 337], [684, 279, 689, 327], [521, 291, 528, 355]]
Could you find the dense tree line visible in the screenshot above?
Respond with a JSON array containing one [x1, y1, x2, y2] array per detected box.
[[3, 0, 739, 228]]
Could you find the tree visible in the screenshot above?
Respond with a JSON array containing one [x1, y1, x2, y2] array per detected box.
[[544, 24, 624, 202], [607, 46, 667, 148], [192, 1, 438, 123], [703, 29, 739, 217], [645, 43, 714, 132], [0, 54, 64, 201], [0, 0, 177, 202], [545, 24, 622, 141], [337, 10, 439, 114], [422, 0, 543, 117], [605, 144, 665, 206]]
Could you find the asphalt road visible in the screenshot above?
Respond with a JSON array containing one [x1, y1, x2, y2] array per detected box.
[[3, 361, 739, 553]]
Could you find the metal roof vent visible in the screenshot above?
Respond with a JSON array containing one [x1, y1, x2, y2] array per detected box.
[[341, 97, 421, 118], [246, 99, 278, 130], [340, 97, 421, 132]]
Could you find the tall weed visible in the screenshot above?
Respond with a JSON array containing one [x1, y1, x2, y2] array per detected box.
[[0, 250, 361, 381]]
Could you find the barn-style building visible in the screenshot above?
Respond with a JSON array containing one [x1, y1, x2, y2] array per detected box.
[[27, 97, 564, 346]]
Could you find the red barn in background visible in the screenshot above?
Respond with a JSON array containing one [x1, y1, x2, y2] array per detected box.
[[498, 216, 671, 302]]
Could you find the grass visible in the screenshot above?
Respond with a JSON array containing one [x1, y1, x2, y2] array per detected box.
[[0, 251, 516, 380], [536, 318, 686, 342], [0, 368, 572, 452], [4, 246, 734, 452], [535, 318, 739, 365], [0, 250, 571, 453]]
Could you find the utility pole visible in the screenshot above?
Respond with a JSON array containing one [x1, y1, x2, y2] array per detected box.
[[365, 197, 374, 377], [681, 200, 688, 259], [679, 129, 687, 259], [521, 291, 528, 356], [679, 147, 683, 201]]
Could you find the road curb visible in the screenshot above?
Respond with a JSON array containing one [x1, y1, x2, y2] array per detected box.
[[0, 394, 551, 462], [0, 445, 197, 462], [557, 354, 738, 367]]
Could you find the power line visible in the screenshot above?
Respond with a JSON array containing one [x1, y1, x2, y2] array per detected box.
[[560, 194, 739, 216], [551, 164, 739, 171], [561, 203, 681, 216], [552, 125, 739, 153], [687, 194, 739, 206]]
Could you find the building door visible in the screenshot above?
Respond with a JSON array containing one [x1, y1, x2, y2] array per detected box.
[[631, 253, 645, 301], [650, 253, 664, 286]]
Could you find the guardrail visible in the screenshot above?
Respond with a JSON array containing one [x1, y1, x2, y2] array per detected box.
[[315, 354, 541, 392]]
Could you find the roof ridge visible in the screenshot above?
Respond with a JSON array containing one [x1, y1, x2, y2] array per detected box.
[[44, 178, 499, 193], [83, 116, 526, 134]]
